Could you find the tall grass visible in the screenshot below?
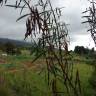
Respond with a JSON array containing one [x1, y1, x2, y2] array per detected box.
[[0, 62, 94, 96]]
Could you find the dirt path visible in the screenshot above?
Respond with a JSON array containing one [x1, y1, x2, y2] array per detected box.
[[5, 59, 46, 73]]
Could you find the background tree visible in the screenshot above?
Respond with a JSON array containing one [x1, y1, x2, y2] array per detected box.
[[14, 47, 21, 55], [74, 46, 84, 55], [74, 46, 89, 55], [4, 42, 16, 55], [0, 42, 4, 51]]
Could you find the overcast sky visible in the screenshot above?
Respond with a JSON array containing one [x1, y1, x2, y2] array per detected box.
[[0, 0, 96, 50]]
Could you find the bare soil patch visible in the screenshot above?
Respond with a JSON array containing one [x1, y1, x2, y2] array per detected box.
[[0, 59, 6, 64]]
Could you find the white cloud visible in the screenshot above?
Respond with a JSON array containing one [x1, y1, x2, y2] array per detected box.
[[69, 34, 96, 50]]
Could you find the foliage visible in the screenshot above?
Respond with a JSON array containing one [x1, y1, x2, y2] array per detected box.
[[82, 0, 96, 45], [4, 42, 16, 55], [15, 48, 21, 55], [74, 46, 95, 55], [89, 66, 96, 96], [1, 41, 21, 55], [0, 0, 7, 5], [0, 42, 4, 51], [74, 46, 89, 55]]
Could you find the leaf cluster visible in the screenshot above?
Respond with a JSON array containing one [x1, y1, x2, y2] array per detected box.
[[82, 0, 96, 45]]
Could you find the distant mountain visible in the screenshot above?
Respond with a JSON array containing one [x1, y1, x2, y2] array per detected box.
[[0, 38, 31, 47]]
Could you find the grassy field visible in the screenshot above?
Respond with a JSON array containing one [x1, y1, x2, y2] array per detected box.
[[0, 52, 95, 96]]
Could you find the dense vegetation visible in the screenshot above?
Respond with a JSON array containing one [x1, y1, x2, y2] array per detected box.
[[0, 46, 96, 96]]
